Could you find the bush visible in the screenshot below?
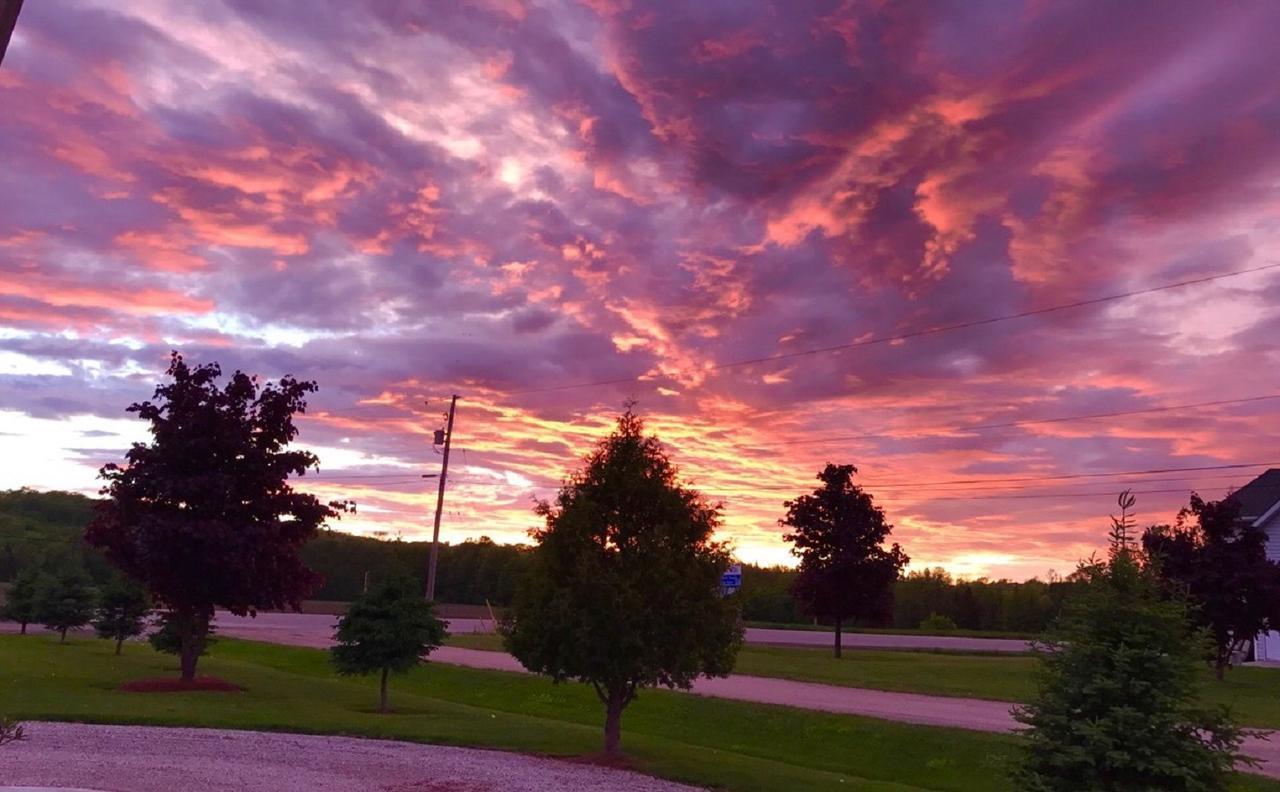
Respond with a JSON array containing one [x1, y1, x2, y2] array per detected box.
[[918, 613, 957, 632], [149, 610, 215, 658], [0, 716, 23, 746]]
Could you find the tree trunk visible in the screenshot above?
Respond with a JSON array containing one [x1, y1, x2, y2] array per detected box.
[[59, 626, 68, 643], [177, 610, 208, 682], [18, 621, 26, 635], [834, 619, 842, 659], [115, 636, 124, 656], [1215, 654, 1227, 681], [603, 686, 625, 757], [379, 667, 390, 713]]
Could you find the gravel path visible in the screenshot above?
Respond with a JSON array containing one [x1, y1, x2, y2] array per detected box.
[[0, 722, 702, 792]]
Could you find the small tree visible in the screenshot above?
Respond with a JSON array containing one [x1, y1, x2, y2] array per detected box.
[[505, 410, 743, 757], [0, 568, 43, 633], [782, 464, 909, 657], [86, 353, 347, 681], [93, 577, 151, 655], [330, 577, 447, 713], [1142, 494, 1280, 679], [36, 568, 96, 642], [1014, 532, 1246, 790]]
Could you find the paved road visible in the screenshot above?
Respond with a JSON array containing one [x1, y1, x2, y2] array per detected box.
[[209, 610, 1031, 652], [744, 627, 1029, 652], [0, 722, 699, 792]]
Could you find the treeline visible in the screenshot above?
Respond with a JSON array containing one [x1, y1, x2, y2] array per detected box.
[[2, 489, 1074, 631], [737, 564, 1078, 632], [0, 489, 115, 585], [301, 532, 530, 604], [0, 489, 531, 606]]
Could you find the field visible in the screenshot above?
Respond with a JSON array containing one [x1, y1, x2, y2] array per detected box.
[[0, 634, 1276, 792], [444, 633, 1280, 728]]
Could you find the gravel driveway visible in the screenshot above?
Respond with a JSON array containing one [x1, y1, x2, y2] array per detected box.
[[0, 722, 702, 792]]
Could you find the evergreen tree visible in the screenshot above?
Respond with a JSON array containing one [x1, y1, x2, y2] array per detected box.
[[93, 577, 151, 654], [1013, 524, 1246, 791], [35, 568, 96, 642], [330, 577, 447, 713], [505, 410, 742, 756], [0, 568, 43, 633]]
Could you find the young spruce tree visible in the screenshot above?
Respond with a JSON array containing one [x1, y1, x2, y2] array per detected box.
[[35, 567, 96, 643], [93, 577, 151, 655], [1014, 509, 1247, 791], [504, 409, 743, 757], [330, 577, 447, 713], [0, 568, 43, 634]]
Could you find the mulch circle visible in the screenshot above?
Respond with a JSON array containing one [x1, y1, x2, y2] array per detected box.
[[117, 676, 244, 693]]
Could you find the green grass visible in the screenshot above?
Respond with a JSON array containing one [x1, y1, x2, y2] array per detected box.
[[7, 636, 1273, 791], [0, 634, 1017, 792], [743, 622, 1037, 640], [443, 633, 1280, 728]]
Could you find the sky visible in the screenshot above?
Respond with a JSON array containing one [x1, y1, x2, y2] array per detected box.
[[1, 1, 1279, 581]]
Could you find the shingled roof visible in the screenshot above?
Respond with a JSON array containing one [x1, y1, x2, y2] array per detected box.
[[1228, 468, 1280, 522]]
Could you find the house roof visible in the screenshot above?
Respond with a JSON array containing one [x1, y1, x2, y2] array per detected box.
[[1228, 468, 1280, 521]]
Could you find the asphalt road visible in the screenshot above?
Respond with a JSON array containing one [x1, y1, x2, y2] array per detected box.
[[208, 610, 1032, 652]]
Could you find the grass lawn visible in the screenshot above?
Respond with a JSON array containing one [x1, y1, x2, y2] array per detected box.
[[743, 622, 1037, 640], [0, 635, 1272, 791], [444, 633, 1280, 728]]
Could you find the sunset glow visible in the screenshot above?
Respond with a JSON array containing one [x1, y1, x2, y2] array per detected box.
[[2, 1, 1279, 580]]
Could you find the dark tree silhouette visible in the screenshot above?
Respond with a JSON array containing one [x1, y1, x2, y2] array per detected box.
[[330, 577, 448, 713], [93, 577, 151, 655], [1014, 537, 1245, 790], [505, 410, 742, 757], [1142, 494, 1280, 679], [87, 353, 346, 680], [0, 0, 24, 68], [0, 568, 42, 633], [35, 567, 96, 642], [783, 464, 909, 658]]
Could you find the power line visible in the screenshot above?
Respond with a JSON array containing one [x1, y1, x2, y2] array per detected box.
[[838, 470, 1264, 494], [696, 458, 1280, 496], [871, 483, 1274, 504], [503, 262, 1280, 395], [775, 393, 1280, 447], [855, 461, 1280, 489]]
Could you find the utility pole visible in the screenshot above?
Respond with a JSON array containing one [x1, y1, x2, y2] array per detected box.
[[425, 394, 458, 601]]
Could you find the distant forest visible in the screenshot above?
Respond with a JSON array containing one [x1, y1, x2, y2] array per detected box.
[[1, 489, 1080, 631]]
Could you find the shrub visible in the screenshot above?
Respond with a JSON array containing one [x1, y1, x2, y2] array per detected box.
[[919, 612, 957, 632]]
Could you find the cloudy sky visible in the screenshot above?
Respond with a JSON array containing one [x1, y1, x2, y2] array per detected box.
[[2, 0, 1278, 579]]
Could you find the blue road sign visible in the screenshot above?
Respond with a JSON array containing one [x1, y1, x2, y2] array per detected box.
[[721, 563, 743, 594]]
